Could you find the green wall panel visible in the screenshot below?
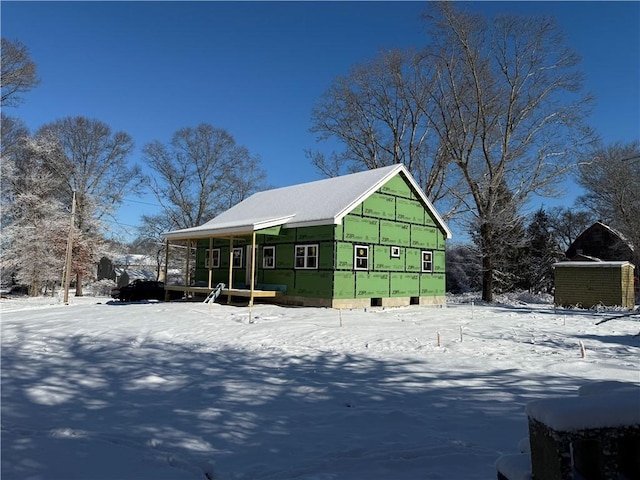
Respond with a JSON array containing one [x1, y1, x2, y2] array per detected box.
[[275, 244, 295, 269], [390, 273, 420, 296], [373, 245, 405, 271], [380, 174, 413, 198], [294, 270, 333, 298], [297, 225, 335, 242], [336, 242, 354, 270], [396, 197, 425, 224], [363, 192, 396, 220], [333, 271, 355, 299], [319, 242, 335, 269], [405, 249, 421, 272], [256, 225, 282, 237], [261, 269, 294, 287], [411, 225, 438, 248], [436, 228, 446, 249], [355, 272, 390, 297], [270, 228, 297, 244], [343, 216, 380, 243], [379, 220, 411, 246], [420, 273, 445, 296], [433, 250, 446, 273]]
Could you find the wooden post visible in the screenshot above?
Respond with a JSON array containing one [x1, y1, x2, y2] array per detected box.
[[208, 237, 213, 289], [249, 231, 257, 307], [185, 239, 191, 295], [163, 238, 170, 301], [227, 237, 234, 304]]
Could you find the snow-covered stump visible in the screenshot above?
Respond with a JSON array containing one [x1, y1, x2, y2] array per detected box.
[[525, 387, 640, 480]]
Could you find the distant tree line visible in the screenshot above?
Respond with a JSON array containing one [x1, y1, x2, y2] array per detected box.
[[2, 2, 638, 300], [0, 38, 266, 296]]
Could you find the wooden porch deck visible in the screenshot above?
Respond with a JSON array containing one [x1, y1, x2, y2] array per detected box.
[[164, 285, 283, 299]]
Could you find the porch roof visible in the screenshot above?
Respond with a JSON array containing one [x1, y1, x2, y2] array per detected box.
[[164, 214, 294, 240]]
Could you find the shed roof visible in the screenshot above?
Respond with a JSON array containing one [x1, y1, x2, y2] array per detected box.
[[553, 261, 634, 268], [165, 164, 452, 240]]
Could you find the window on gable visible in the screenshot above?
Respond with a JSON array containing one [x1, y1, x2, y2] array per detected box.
[[354, 245, 369, 270], [263, 246, 275, 269], [205, 248, 220, 268], [232, 247, 243, 268], [421, 250, 433, 273], [295, 244, 318, 269]]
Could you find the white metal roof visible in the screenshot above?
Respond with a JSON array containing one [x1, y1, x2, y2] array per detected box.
[[165, 164, 452, 240]]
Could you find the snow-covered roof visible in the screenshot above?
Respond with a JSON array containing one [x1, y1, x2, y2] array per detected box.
[[553, 261, 634, 268], [165, 164, 452, 240]]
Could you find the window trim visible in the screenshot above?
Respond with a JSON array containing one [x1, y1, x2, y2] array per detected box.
[[263, 246, 276, 269], [205, 248, 220, 269], [354, 245, 369, 271], [294, 244, 319, 270], [421, 250, 433, 273]]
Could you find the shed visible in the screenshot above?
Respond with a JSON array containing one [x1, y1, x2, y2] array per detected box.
[[163, 164, 452, 308], [553, 261, 636, 309]]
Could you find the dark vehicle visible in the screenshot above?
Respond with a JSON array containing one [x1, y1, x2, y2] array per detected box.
[[111, 279, 167, 302]]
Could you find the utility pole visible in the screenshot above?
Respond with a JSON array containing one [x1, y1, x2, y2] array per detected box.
[[63, 190, 76, 304]]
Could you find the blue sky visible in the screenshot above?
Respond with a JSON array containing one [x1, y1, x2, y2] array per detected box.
[[2, 1, 639, 241]]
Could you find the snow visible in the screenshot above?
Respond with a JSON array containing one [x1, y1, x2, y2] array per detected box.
[[2, 293, 639, 480]]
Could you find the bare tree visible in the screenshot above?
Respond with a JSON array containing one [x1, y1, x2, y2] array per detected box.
[[308, 49, 459, 215], [1, 38, 40, 107], [36, 117, 141, 295], [143, 123, 267, 230], [547, 206, 595, 253], [576, 140, 640, 265], [419, 2, 596, 301]]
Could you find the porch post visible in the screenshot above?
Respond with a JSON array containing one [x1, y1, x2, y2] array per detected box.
[[208, 237, 213, 289], [185, 239, 191, 289], [227, 236, 234, 304], [249, 231, 257, 306], [163, 238, 170, 301]]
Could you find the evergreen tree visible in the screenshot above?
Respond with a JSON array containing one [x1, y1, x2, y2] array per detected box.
[[521, 208, 563, 293]]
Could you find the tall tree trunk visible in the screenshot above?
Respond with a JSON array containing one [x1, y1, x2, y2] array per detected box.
[[480, 221, 494, 302], [75, 272, 83, 296], [482, 254, 493, 302]]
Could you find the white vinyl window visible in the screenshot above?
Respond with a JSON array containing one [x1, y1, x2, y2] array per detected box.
[[263, 246, 275, 269], [232, 247, 243, 268], [354, 245, 369, 270], [295, 244, 318, 269], [421, 250, 433, 273], [205, 248, 220, 268]]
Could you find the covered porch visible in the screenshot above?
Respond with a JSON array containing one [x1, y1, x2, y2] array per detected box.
[[162, 216, 291, 306]]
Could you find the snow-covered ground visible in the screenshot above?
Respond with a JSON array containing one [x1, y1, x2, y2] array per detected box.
[[2, 293, 638, 480]]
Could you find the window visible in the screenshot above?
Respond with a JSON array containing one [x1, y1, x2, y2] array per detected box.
[[390, 246, 401, 258], [421, 250, 433, 272], [232, 247, 243, 268], [295, 244, 318, 269], [205, 248, 220, 268], [354, 245, 369, 270], [263, 246, 275, 269]]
